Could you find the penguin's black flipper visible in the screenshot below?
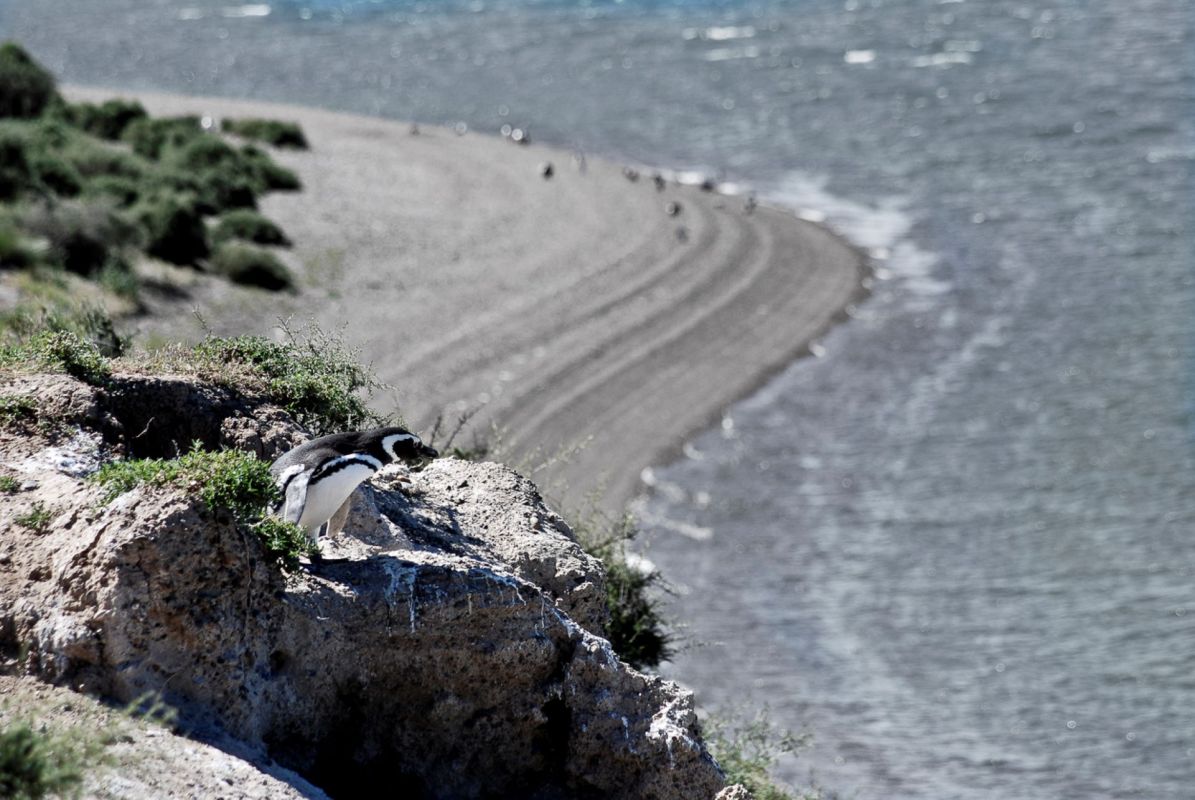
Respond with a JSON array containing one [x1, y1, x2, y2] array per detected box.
[[278, 464, 310, 526]]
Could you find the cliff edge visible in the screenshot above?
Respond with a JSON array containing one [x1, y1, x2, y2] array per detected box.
[[0, 368, 731, 799]]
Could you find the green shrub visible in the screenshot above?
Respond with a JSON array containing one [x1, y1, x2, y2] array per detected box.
[[193, 325, 390, 436], [210, 241, 293, 291], [0, 329, 111, 383], [212, 209, 290, 247], [242, 145, 301, 191], [121, 115, 201, 160], [706, 710, 825, 800], [0, 42, 59, 119], [0, 475, 19, 492], [0, 723, 84, 800], [62, 136, 144, 180], [0, 128, 35, 200], [82, 175, 140, 207], [133, 192, 208, 265], [0, 221, 41, 268], [97, 256, 139, 301], [167, 135, 241, 171], [63, 98, 147, 140], [30, 153, 82, 197], [194, 164, 258, 212], [572, 513, 672, 670], [0, 394, 37, 427], [92, 446, 317, 567], [19, 200, 139, 276], [221, 117, 308, 149], [0, 304, 125, 358]]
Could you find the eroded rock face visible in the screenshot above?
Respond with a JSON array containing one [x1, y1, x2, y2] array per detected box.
[[0, 372, 726, 799]]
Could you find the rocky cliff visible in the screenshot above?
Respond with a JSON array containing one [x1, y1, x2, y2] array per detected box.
[[0, 368, 734, 799]]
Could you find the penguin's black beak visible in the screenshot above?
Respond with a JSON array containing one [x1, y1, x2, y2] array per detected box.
[[419, 443, 439, 459]]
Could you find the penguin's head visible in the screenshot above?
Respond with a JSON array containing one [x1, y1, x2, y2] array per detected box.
[[378, 428, 439, 465]]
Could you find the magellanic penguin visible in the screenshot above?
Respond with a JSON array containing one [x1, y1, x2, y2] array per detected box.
[[270, 427, 438, 552]]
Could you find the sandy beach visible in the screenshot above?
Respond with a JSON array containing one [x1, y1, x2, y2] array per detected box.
[[69, 87, 866, 516]]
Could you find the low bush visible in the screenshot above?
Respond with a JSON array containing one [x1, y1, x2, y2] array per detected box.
[[61, 136, 144, 181], [92, 445, 316, 567], [63, 98, 147, 140], [0, 221, 40, 268], [706, 710, 827, 800], [0, 329, 111, 384], [572, 513, 672, 670], [210, 241, 293, 291], [192, 324, 390, 436], [19, 200, 139, 276], [242, 145, 302, 191], [133, 191, 208, 265], [212, 209, 290, 247], [0, 128, 35, 200], [0, 304, 125, 359], [30, 153, 82, 197], [121, 115, 201, 160], [82, 175, 140, 207], [221, 117, 309, 149], [0, 42, 59, 119], [0, 723, 84, 800]]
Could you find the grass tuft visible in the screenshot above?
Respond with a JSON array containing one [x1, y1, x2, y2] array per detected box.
[[192, 322, 391, 436], [0, 475, 19, 493], [14, 501, 51, 533], [92, 445, 316, 567]]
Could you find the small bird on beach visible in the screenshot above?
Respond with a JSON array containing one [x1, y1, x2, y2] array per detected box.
[[270, 427, 438, 553]]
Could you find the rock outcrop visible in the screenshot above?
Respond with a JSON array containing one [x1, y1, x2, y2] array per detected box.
[[0, 371, 728, 799]]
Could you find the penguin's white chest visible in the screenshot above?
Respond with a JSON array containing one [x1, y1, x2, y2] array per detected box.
[[296, 460, 378, 532]]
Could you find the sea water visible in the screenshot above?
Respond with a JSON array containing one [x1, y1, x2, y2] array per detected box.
[[3, 1, 1192, 796]]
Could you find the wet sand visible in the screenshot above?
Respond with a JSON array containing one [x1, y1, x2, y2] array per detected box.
[[72, 87, 867, 516]]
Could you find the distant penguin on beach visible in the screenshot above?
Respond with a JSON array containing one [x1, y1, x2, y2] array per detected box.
[[744, 194, 757, 214], [271, 427, 438, 556], [622, 166, 640, 182], [652, 173, 666, 191], [540, 161, 554, 179], [665, 200, 682, 217]]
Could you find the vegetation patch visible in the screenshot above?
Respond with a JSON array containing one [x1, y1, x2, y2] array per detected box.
[[14, 502, 51, 533], [211, 209, 290, 247], [0, 330, 111, 384], [92, 445, 316, 567], [571, 513, 672, 670], [0, 41, 305, 305], [0, 394, 36, 427], [706, 710, 832, 800], [221, 117, 309, 150], [210, 241, 294, 291], [191, 323, 391, 437], [0, 42, 58, 119], [0, 722, 85, 800], [0, 475, 19, 493]]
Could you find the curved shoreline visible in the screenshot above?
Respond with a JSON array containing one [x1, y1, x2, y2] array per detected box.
[[70, 86, 868, 516]]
